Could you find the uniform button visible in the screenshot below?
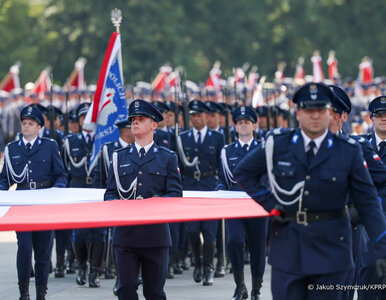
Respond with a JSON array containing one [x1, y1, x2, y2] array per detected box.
[[28, 161, 32, 164], [304, 190, 309, 196], [305, 175, 311, 180], [29, 170, 32, 173], [138, 183, 142, 187], [332, 177, 336, 181], [340, 236, 344, 241], [138, 171, 142, 175], [123, 172, 126, 175], [281, 172, 285, 176], [156, 172, 160, 175]]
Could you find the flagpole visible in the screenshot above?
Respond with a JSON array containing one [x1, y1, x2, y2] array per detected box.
[[111, 8, 125, 88]]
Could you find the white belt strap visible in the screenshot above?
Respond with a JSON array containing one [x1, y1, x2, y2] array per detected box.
[[112, 151, 137, 200]]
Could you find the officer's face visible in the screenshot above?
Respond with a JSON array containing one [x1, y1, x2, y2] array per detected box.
[[165, 111, 175, 127], [297, 107, 331, 138], [235, 119, 256, 137], [372, 113, 386, 135], [205, 112, 219, 129], [21, 118, 41, 140], [131, 116, 158, 137], [191, 113, 207, 130]]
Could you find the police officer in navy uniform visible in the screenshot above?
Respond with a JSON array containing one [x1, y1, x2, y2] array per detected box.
[[233, 83, 386, 299], [0, 106, 67, 300], [177, 100, 225, 286], [62, 102, 106, 288], [368, 96, 386, 164], [216, 106, 268, 300], [104, 99, 182, 300], [328, 86, 386, 300]]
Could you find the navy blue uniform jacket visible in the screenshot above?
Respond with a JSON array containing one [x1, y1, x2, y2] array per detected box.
[[0, 137, 67, 189], [233, 128, 386, 275], [104, 143, 182, 248]]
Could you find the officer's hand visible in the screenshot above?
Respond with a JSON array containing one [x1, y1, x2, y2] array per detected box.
[[348, 206, 360, 226], [376, 258, 386, 284], [270, 204, 289, 225]]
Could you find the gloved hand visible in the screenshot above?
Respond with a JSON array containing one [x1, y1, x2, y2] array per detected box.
[[270, 204, 289, 225], [376, 258, 386, 284], [348, 206, 361, 226]]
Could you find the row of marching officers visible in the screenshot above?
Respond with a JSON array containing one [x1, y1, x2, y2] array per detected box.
[[1, 82, 386, 300]]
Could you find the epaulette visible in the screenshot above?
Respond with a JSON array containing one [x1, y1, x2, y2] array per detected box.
[[6, 140, 18, 147], [158, 146, 176, 155], [179, 129, 190, 136], [41, 137, 56, 143], [359, 133, 372, 140], [335, 134, 358, 146], [266, 127, 295, 138], [349, 135, 367, 145]]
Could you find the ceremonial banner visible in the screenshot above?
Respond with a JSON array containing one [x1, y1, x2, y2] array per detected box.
[[0, 189, 269, 232], [83, 32, 128, 171], [0, 63, 20, 92]]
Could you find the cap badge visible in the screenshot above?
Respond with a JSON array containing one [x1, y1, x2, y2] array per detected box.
[[381, 97, 386, 104], [27, 106, 33, 114], [135, 101, 139, 108], [309, 84, 317, 100]]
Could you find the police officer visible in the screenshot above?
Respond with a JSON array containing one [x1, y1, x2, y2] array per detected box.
[[329, 86, 386, 300], [152, 101, 172, 149], [62, 102, 106, 288], [177, 100, 225, 286], [104, 99, 182, 300], [216, 106, 268, 300], [0, 105, 67, 300], [68, 108, 80, 134], [368, 96, 386, 163], [233, 83, 386, 299]]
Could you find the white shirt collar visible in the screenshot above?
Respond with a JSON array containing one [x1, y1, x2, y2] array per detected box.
[[301, 129, 328, 154], [374, 133, 385, 150], [192, 126, 208, 143], [238, 137, 254, 149], [119, 137, 129, 149], [82, 130, 95, 140], [23, 136, 37, 147], [134, 141, 154, 155], [214, 125, 221, 132]]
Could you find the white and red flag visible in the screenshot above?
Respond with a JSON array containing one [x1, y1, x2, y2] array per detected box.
[[152, 65, 172, 93], [248, 66, 259, 88], [294, 57, 305, 80], [205, 62, 222, 95], [327, 51, 339, 81], [32, 67, 52, 99], [67, 57, 87, 91], [311, 51, 324, 82], [0, 62, 21, 92], [358, 57, 373, 85]]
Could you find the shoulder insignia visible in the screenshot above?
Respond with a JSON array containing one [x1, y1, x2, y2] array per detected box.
[[158, 146, 175, 155], [335, 134, 358, 146]]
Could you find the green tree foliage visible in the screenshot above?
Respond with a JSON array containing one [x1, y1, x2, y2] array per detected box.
[[0, 0, 384, 85]]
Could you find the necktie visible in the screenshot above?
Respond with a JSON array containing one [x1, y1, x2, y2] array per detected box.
[[86, 134, 92, 150], [379, 141, 386, 154], [26, 143, 31, 151], [197, 131, 202, 144], [139, 147, 146, 159], [242, 144, 249, 153], [306, 141, 316, 165]]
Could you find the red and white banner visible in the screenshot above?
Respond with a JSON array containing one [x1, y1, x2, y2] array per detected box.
[[327, 52, 339, 81], [32, 67, 52, 99], [0, 189, 269, 232], [0, 63, 21, 92], [205, 63, 222, 94], [311, 53, 324, 83], [152, 65, 172, 92], [67, 57, 87, 91], [359, 58, 373, 85]]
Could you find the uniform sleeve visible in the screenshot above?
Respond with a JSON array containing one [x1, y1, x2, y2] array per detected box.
[[51, 142, 67, 187], [0, 155, 9, 190], [104, 163, 120, 201], [215, 134, 226, 187], [233, 144, 273, 210], [163, 153, 183, 197], [348, 144, 386, 249], [93, 150, 106, 188], [216, 147, 229, 191]]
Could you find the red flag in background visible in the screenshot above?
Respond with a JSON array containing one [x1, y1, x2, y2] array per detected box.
[[67, 57, 87, 91], [327, 50, 339, 81], [0, 62, 21, 92], [359, 56, 373, 85], [205, 61, 222, 95], [32, 67, 52, 100], [152, 65, 172, 93], [311, 50, 324, 82]]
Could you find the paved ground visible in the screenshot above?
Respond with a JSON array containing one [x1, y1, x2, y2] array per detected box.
[[0, 231, 273, 299]]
